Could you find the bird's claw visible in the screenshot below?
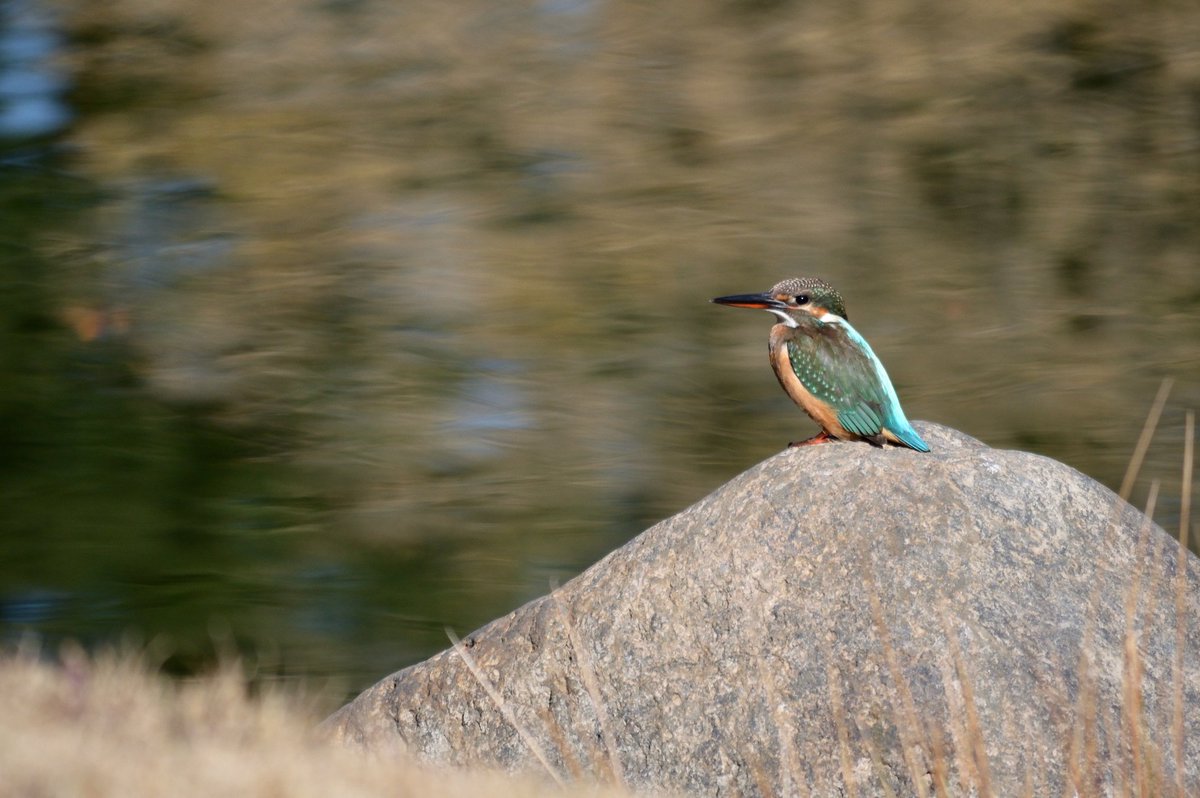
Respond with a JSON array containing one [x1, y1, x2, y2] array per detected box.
[[788, 432, 835, 447]]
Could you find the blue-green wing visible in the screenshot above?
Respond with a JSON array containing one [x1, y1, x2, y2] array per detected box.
[[785, 328, 890, 439], [786, 319, 929, 451]]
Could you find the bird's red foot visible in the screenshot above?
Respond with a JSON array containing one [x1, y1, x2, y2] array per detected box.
[[788, 431, 835, 447]]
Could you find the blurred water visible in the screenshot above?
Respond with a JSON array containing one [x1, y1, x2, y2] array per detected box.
[[0, 0, 70, 140], [1, 0, 1198, 698]]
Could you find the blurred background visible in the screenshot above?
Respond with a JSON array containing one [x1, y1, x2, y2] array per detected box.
[[1, 0, 1197, 699]]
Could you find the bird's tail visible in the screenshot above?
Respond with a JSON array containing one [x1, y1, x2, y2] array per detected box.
[[887, 422, 931, 452]]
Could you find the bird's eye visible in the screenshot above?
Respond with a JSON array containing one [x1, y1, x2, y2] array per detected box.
[[794, 294, 809, 305]]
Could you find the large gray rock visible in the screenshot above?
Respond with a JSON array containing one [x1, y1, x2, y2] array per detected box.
[[324, 423, 1200, 796]]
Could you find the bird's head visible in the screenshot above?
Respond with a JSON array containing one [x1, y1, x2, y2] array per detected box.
[[711, 277, 848, 327]]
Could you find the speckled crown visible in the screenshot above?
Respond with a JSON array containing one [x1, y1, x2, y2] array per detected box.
[[769, 277, 847, 320]]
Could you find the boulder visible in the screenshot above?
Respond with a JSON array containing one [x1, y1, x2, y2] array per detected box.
[[324, 423, 1200, 796]]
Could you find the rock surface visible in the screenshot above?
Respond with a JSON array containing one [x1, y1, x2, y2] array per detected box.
[[324, 423, 1200, 796]]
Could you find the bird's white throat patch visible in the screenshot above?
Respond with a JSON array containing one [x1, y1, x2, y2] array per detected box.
[[769, 309, 849, 328], [769, 309, 798, 327]]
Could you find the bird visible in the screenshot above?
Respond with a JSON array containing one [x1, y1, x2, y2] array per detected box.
[[712, 276, 930, 452]]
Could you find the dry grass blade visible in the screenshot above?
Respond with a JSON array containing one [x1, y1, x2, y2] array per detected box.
[[1072, 651, 1101, 798], [940, 609, 993, 798], [1119, 378, 1173, 501], [550, 587, 627, 788], [446, 628, 567, 788], [865, 583, 929, 798], [935, 599, 991, 796], [1101, 706, 1128, 798], [1121, 481, 1158, 798], [822, 637, 857, 798], [1068, 381, 1172, 796], [1171, 410, 1193, 796], [855, 717, 901, 798], [925, 703, 952, 798], [539, 703, 585, 781], [759, 645, 808, 798], [934, 609, 975, 795], [747, 750, 777, 798]]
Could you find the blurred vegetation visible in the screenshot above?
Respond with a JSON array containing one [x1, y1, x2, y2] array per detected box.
[[0, 0, 1196, 690], [0, 647, 635, 798]]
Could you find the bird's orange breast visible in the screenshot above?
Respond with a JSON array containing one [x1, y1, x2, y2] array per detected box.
[[768, 325, 849, 439]]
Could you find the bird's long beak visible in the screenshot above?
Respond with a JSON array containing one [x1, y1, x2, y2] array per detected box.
[[711, 292, 788, 310]]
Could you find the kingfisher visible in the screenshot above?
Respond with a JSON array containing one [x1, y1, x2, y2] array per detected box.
[[712, 276, 930, 452]]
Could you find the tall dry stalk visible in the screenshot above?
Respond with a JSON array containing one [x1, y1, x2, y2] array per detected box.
[[1171, 410, 1193, 796], [864, 581, 929, 798], [1119, 379, 1173, 501], [822, 634, 857, 798], [1120, 482, 1159, 798], [1067, 379, 1172, 794], [550, 588, 627, 788], [936, 600, 993, 798], [446, 629, 566, 788]]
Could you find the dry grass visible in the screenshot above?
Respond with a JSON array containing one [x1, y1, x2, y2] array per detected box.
[[0, 643, 631, 798]]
